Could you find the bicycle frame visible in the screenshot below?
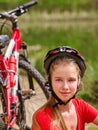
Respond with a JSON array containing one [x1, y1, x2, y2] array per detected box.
[[0, 0, 37, 129], [1, 28, 22, 128]]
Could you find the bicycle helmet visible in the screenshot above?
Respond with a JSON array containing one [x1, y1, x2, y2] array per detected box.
[[44, 46, 86, 78]]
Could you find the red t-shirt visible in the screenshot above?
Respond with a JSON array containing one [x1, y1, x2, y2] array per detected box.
[[32, 98, 98, 130]]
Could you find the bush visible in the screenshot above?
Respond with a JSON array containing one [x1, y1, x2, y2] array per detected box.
[[78, 92, 92, 102]]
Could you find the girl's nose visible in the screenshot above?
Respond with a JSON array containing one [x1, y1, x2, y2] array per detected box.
[[63, 82, 69, 89]]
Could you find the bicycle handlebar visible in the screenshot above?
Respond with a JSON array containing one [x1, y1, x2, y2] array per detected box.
[[0, 0, 37, 18]]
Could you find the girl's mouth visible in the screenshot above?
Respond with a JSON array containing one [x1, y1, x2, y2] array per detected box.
[[60, 91, 70, 96]]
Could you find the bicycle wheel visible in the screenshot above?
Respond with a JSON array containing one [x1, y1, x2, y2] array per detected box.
[[18, 60, 49, 129]]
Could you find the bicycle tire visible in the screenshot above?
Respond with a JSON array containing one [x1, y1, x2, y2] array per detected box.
[[19, 60, 49, 98], [18, 60, 49, 129]]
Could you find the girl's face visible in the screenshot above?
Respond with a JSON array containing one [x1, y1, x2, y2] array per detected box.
[[51, 63, 80, 103]]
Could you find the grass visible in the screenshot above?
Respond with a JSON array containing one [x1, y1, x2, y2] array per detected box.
[[86, 124, 98, 130]]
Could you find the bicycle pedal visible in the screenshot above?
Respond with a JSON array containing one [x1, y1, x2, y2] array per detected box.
[[18, 89, 36, 96]]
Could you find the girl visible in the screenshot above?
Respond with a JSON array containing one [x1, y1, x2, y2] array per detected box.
[[31, 46, 98, 130]]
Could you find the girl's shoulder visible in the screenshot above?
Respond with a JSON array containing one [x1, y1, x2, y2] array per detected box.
[[72, 98, 86, 105], [72, 98, 92, 110], [33, 107, 53, 130], [34, 106, 53, 122], [73, 98, 98, 114]]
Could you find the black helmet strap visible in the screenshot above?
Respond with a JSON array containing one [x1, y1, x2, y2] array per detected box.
[[51, 89, 77, 108]]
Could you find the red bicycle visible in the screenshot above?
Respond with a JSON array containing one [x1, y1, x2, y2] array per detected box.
[[0, 1, 49, 130]]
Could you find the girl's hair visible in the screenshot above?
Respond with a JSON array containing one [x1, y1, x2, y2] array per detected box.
[[32, 96, 67, 130], [48, 96, 68, 130]]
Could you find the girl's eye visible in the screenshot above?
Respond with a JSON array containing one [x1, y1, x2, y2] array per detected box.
[[68, 78, 76, 82], [55, 79, 62, 82]]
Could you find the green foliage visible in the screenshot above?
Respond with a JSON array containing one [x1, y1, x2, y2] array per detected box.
[[0, 0, 98, 12], [78, 92, 91, 101], [91, 80, 98, 101]]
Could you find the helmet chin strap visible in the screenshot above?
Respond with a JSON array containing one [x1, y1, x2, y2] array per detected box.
[[51, 89, 78, 108]]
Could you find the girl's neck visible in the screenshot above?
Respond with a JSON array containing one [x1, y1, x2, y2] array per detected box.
[[58, 100, 74, 113]]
